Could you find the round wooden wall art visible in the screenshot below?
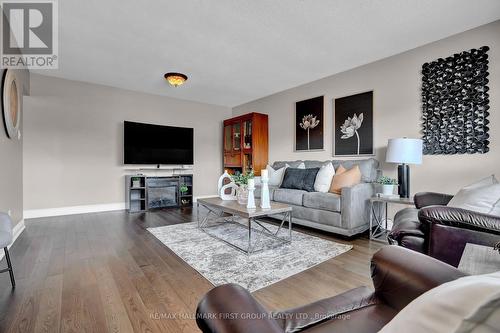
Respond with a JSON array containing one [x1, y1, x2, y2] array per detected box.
[[1, 70, 22, 140]]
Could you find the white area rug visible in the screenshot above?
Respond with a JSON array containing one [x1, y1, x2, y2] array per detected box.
[[148, 221, 352, 292]]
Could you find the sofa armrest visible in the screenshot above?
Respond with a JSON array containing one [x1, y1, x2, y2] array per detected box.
[[196, 283, 283, 333], [414, 192, 453, 209], [371, 246, 465, 311], [419, 206, 500, 235], [341, 182, 375, 230]]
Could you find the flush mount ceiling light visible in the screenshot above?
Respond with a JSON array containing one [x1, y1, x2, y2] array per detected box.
[[164, 72, 188, 87]]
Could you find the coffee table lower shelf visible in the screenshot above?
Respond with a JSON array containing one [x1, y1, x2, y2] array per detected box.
[[196, 197, 293, 255]]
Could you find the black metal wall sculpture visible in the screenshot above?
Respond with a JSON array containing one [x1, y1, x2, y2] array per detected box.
[[421, 46, 490, 155]]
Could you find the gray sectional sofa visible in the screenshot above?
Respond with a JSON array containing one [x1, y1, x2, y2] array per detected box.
[[255, 158, 380, 237]]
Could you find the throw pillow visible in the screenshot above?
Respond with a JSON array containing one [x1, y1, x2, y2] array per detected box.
[[448, 176, 500, 215], [379, 272, 500, 333], [297, 162, 305, 169], [280, 168, 320, 192], [329, 165, 361, 195], [314, 163, 335, 193], [266, 164, 288, 186]]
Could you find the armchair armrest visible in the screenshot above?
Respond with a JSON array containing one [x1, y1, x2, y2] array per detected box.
[[341, 182, 375, 230], [414, 192, 454, 209], [196, 283, 283, 333], [418, 206, 500, 235], [371, 246, 465, 311]]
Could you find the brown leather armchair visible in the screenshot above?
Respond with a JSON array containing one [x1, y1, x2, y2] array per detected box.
[[196, 246, 465, 333], [388, 192, 500, 267]]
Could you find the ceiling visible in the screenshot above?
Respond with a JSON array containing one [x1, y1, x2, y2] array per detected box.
[[34, 0, 500, 107]]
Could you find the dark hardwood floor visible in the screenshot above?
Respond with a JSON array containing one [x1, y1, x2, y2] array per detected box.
[[0, 207, 384, 333]]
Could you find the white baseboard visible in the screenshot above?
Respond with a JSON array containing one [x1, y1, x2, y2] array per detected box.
[[193, 195, 217, 202], [0, 219, 25, 261], [23, 197, 217, 219], [24, 202, 126, 219]]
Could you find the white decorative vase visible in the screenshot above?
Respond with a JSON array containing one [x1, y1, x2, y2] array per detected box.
[[381, 184, 395, 195], [236, 185, 249, 205], [132, 180, 141, 188]]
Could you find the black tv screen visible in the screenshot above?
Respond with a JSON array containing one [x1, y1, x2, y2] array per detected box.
[[124, 121, 193, 165]]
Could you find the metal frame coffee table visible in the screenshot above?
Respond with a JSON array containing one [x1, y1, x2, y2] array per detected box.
[[197, 197, 293, 255]]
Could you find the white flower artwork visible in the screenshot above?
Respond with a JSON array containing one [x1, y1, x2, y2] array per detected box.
[[299, 114, 320, 150], [340, 113, 363, 155]]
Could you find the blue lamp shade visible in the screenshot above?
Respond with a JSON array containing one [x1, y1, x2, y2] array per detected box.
[[386, 138, 423, 165]]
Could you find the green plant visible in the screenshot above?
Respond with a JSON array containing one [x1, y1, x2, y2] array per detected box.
[[131, 176, 141, 182], [180, 185, 189, 193], [231, 170, 254, 186], [376, 176, 398, 185]]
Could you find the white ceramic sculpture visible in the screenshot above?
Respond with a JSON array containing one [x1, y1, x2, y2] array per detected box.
[[220, 182, 238, 200], [218, 170, 237, 200], [246, 178, 256, 209], [260, 170, 271, 209], [218, 170, 232, 194]]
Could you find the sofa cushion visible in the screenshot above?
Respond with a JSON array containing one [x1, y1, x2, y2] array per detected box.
[[266, 164, 288, 186], [273, 158, 379, 183], [329, 165, 362, 194], [303, 192, 341, 212], [273, 188, 307, 206], [281, 168, 319, 192], [288, 204, 343, 228], [314, 162, 335, 193]]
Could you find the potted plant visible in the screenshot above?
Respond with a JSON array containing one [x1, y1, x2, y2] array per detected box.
[[180, 184, 189, 195], [376, 176, 398, 195], [131, 177, 141, 188], [231, 170, 254, 205]]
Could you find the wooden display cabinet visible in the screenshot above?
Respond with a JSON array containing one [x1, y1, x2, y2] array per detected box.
[[223, 112, 268, 176]]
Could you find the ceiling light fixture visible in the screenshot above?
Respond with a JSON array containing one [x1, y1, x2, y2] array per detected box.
[[164, 72, 188, 87]]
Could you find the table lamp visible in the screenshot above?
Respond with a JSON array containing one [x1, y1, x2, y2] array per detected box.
[[386, 138, 423, 198]]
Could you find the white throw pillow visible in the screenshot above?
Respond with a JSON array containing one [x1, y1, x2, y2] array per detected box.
[[314, 163, 335, 193], [297, 162, 305, 169], [448, 175, 500, 215], [380, 272, 500, 333], [266, 164, 288, 186]]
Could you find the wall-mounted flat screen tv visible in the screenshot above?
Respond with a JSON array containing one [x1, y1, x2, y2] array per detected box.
[[124, 121, 194, 165]]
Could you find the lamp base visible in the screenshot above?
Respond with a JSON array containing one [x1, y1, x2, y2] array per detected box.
[[397, 164, 410, 198]]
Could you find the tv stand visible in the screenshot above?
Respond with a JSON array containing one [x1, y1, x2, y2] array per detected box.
[[126, 174, 193, 213]]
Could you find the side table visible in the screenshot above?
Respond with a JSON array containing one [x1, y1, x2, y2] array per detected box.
[[369, 196, 414, 242]]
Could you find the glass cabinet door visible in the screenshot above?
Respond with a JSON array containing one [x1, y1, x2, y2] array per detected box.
[[224, 125, 232, 152], [243, 120, 252, 150], [232, 123, 241, 151]]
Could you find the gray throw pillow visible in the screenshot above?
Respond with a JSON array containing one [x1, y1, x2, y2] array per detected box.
[[280, 168, 320, 192]]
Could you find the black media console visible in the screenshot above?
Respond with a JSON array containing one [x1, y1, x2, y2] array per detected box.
[[125, 175, 193, 213]]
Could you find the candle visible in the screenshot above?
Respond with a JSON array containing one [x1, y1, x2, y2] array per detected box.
[[261, 169, 268, 178], [247, 178, 255, 189]]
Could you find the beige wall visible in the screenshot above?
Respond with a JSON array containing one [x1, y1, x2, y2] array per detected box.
[[233, 21, 500, 196], [23, 74, 231, 210], [0, 69, 29, 226]]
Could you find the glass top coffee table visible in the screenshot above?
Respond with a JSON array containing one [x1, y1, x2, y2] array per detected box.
[[196, 197, 293, 255]]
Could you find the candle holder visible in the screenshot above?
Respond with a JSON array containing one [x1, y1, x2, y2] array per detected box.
[[247, 180, 256, 209], [260, 175, 271, 209]]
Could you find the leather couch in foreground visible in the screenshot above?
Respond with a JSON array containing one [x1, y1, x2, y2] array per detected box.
[[388, 192, 500, 267], [196, 246, 465, 333]]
